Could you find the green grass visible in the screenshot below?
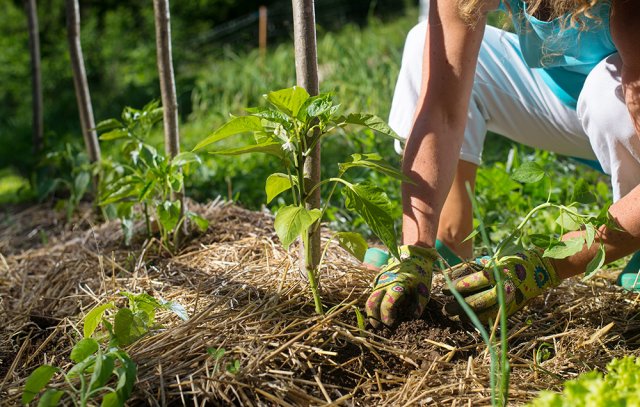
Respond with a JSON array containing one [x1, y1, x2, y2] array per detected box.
[[0, 168, 32, 204]]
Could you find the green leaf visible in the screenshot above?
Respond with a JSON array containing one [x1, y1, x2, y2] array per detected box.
[[139, 144, 158, 169], [157, 201, 181, 233], [511, 162, 546, 184], [245, 106, 292, 127], [95, 118, 124, 133], [22, 365, 59, 404], [37, 389, 64, 407], [171, 152, 201, 167], [462, 229, 480, 244], [207, 347, 226, 360], [265, 86, 310, 117], [74, 172, 91, 198], [543, 237, 584, 259], [114, 352, 137, 400], [193, 116, 263, 151], [274, 205, 322, 249], [122, 292, 161, 326], [530, 234, 553, 248], [160, 300, 189, 321], [83, 303, 115, 338], [187, 212, 209, 232], [341, 182, 399, 259], [555, 212, 582, 231], [226, 359, 241, 374], [299, 93, 333, 120], [113, 308, 146, 347], [572, 178, 596, 204], [99, 129, 128, 141], [335, 232, 368, 261], [338, 113, 402, 141], [137, 180, 156, 202], [90, 352, 115, 391], [338, 153, 411, 182], [584, 244, 606, 280], [265, 173, 295, 203], [70, 338, 99, 363], [353, 306, 366, 332], [100, 392, 121, 407], [208, 142, 285, 159], [585, 223, 596, 249]]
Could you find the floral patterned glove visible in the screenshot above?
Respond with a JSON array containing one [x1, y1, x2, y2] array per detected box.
[[442, 249, 560, 323], [365, 245, 437, 328]]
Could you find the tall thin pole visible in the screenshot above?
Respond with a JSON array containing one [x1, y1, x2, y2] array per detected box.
[[25, 0, 43, 154], [292, 0, 321, 276], [153, 0, 186, 235], [66, 0, 101, 163], [259, 6, 268, 57]]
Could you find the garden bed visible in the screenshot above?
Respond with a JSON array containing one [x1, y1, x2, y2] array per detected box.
[[2, 202, 640, 405]]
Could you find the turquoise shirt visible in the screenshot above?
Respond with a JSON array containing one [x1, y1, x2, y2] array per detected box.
[[499, 0, 617, 108]]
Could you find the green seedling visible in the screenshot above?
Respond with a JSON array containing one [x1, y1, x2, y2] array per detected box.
[[83, 292, 188, 347], [97, 101, 208, 250], [194, 86, 406, 313], [36, 143, 97, 220], [22, 341, 136, 407], [206, 348, 241, 374]]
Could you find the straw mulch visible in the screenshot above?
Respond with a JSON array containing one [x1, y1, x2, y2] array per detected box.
[[2, 201, 640, 406]]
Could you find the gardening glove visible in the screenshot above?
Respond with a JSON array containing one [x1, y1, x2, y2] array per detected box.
[[365, 245, 438, 328], [442, 249, 560, 324]]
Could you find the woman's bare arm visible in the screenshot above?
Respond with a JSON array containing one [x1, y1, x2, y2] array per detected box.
[[402, 0, 499, 247]]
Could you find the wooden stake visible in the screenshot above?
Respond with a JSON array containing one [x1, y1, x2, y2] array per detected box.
[[153, 0, 186, 236], [24, 0, 43, 154], [259, 6, 268, 57], [291, 0, 321, 278], [66, 0, 101, 163]]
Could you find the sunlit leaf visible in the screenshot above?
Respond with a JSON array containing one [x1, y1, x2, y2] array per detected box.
[[265, 86, 310, 117], [555, 212, 581, 231], [511, 162, 546, 184], [337, 113, 402, 141], [335, 232, 368, 261], [584, 244, 606, 280], [208, 142, 285, 159], [22, 365, 59, 404], [265, 173, 295, 203], [70, 338, 99, 363], [37, 389, 64, 407], [274, 205, 322, 249], [193, 116, 263, 151], [83, 302, 115, 338], [338, 153, 411, 182], [171, 152, 201, 167], [543, 237, 584, 259], [341, 182, 399, 259]]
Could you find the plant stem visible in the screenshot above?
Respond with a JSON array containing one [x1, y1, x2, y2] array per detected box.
[[144, 203, 151, 237], [303, 232, 323, 314]]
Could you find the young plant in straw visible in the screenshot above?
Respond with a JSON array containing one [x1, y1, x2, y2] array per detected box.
[[97, 101, 208, 250], [194, 86, 406, 313]]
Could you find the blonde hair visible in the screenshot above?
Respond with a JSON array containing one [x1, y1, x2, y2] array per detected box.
[[458, 0, 603, 28]]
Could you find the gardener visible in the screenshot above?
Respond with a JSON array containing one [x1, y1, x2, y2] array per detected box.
[[365, 0, 640, 328]]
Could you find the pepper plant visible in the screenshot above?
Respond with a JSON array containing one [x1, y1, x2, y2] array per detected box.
[[493, 161, 615, 279], [194, 86, 407, 313], [97, 101, 208, 250]]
